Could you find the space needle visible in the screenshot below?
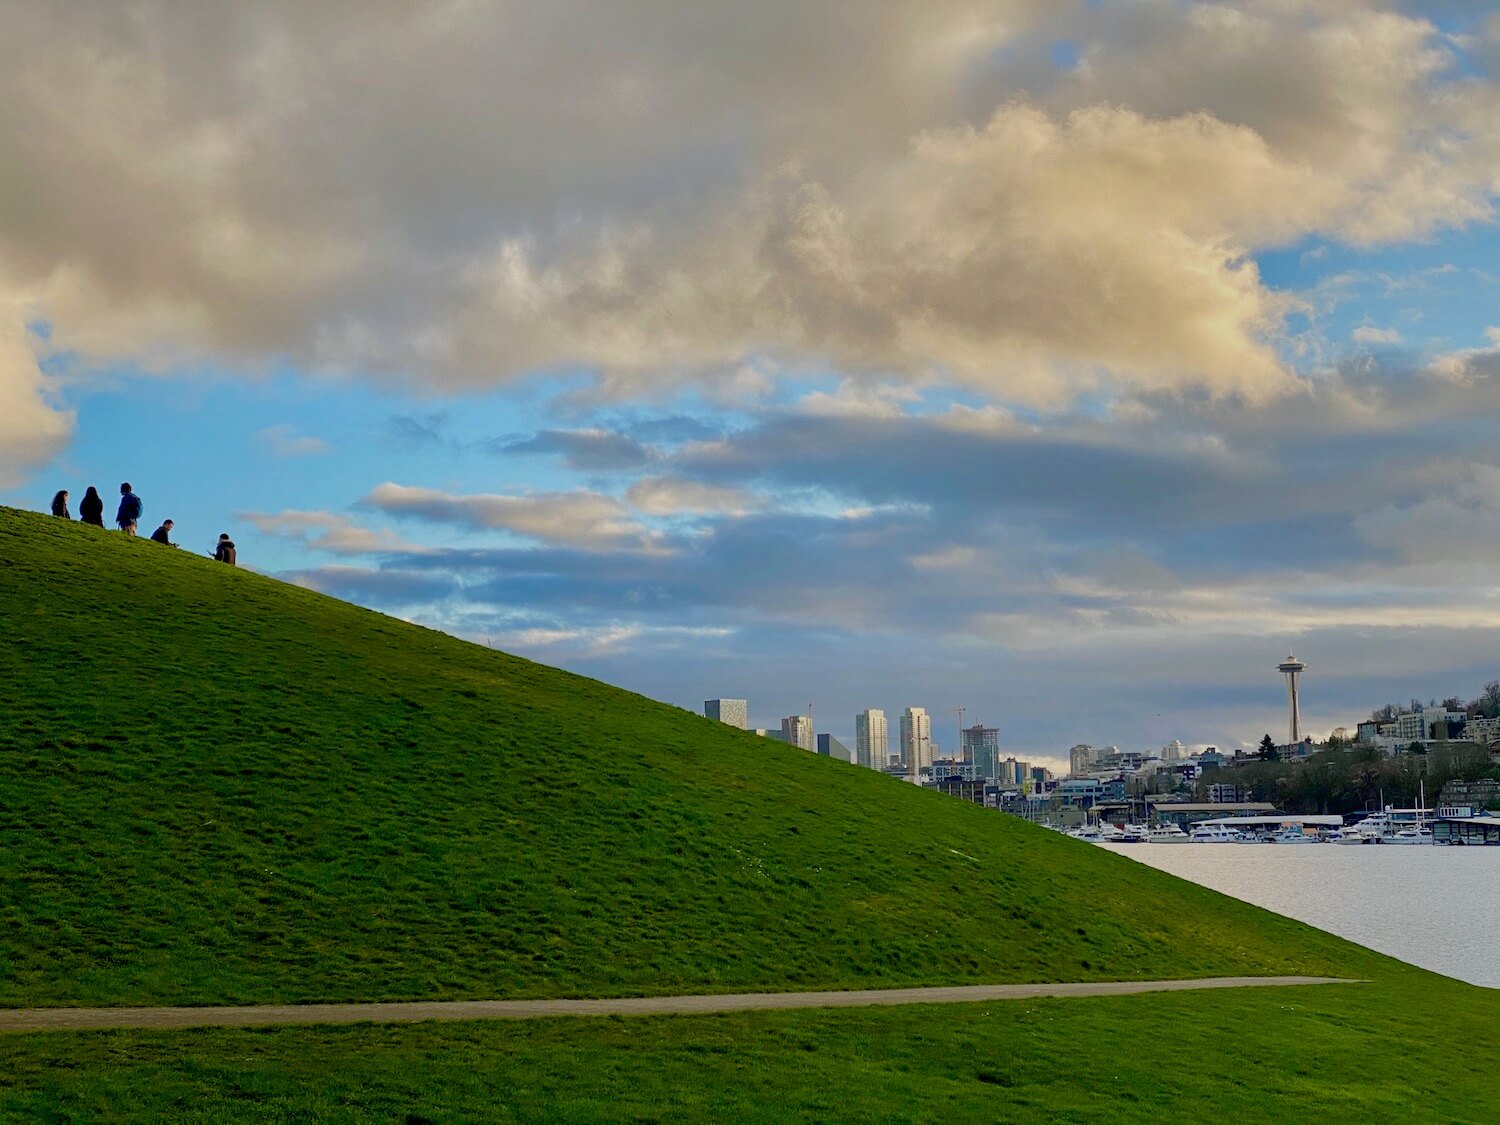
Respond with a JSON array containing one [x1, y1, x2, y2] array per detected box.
[[1278, 651, 1307, 746]]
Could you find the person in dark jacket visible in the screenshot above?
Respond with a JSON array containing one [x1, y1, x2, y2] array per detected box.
[[78, 486, 104, 527], [150, 519, 177, 546], [116, 482, 143, 534], [214, 533, 237, 565], [50, 490, 70, 518]]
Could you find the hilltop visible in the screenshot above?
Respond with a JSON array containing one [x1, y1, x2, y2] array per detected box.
[[0, 505, 1392, 1008]]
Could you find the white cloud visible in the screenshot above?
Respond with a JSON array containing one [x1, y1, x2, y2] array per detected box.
[[625, 476, 765, 517], [255, 424, 330, 458], [0, 309, 72, 485], [239, 508, 425, 555], [362, 482, 661, 552], [1352, 325, 1403, 346]]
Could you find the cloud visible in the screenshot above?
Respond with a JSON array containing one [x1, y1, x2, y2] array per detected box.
[[239, 508, 425, 555], [497, 428, 656, 471], [625, 476, 765, 517], [1352, 325, 1404, 346], [2, 1, 1497, 433], [361, 482, 658, 552], [0, 311, 72, 485], [254, 424, 329, 458]]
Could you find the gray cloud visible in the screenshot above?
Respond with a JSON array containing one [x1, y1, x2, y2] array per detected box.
[[496, 428, 657, 471]]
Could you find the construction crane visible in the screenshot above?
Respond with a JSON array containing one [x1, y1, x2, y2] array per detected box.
[[949, 706, 965, 761]]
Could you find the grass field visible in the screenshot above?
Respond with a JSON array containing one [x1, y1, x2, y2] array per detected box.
[[1, 976, 1494, 1122], [0, 506, 1398, 1007], [4, 503, 1497, 1122]]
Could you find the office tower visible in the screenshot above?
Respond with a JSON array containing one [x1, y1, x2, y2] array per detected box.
[[704, 698, 748, 729], [961, 724, 1002, 778], [817, 733, 853, 763], [854, 709, 888, 769], [900, 706, 932, 774], [1278, 652, 1306, 745], [781, 713, 813, 751]]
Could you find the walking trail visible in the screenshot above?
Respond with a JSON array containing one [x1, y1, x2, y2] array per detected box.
[[0, 976, 1358, 1032]]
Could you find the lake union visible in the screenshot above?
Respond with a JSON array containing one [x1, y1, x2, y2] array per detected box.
[[1101, 844, 1500, 988]]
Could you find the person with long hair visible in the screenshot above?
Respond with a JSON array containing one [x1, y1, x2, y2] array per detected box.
[[50, 490, 70, 519], [78, 486, 104, 527]]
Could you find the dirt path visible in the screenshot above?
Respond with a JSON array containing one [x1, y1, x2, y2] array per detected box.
[[0, 977, 1358, 1032]]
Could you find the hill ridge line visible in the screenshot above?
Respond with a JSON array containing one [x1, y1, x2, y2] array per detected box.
[[0, 977, 1361, 1031]]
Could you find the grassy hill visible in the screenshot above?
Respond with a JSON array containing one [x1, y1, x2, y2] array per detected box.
[[0, 505, 1393, 1008]]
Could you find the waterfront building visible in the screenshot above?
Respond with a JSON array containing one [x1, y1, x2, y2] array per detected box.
[[704, 698, 748, 729], [781, 714, 814, 751], [961, 724, 1001, 778], [855, 709, 888, 769], [900, 707, 933, 773], [816, 733, 853, 763], [753, 728, 784, 741], [1149, 801, 1278, 828]]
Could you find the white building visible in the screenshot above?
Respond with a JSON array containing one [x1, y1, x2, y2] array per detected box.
[[704, 699, 748, 729], [1161, 739, 1186, 762], [855, 709, 889, 769], [781, 714, 814, 751], [900, 707, 933, 773]]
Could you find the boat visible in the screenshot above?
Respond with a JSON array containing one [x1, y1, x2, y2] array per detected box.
[[1115, 824, 1150, 843], [1269, 828, 1320, 845], [1188, 823, 1250, 843], [1145, 823, 1190, 843], [1326, 829, 1368, 845], [1384, 825, 1434, 845]]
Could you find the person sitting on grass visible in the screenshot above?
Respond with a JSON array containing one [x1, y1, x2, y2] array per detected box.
[[214, 533, 236, 566], [50, 490, 70, 519], [150, 519, 177, 547], [116, 483, 143, 535], [78, 486, 104, 527]]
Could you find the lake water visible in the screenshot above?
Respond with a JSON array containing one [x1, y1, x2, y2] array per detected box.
[[1099, 844, 1500, 988]]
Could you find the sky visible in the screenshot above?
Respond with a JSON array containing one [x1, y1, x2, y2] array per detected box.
[[6, 1, 1500, 770]]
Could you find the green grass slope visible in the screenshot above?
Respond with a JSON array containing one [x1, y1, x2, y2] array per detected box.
[[0, 506, 1391, 1007]]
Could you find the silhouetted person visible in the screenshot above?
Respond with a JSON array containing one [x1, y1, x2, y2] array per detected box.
[[50, 490, 70, 519], [116, 482, 143, 535], [150, 519, 177, 546], [78, 486, 104, 527], [214, 533, 237, 566]]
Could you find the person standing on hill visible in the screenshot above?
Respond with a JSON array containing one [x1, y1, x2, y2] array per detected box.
[[214, 533, 236, 565], [50, 490, 70, 518], [116, 483, 143, 535], [78, 486, 104, 527], [150, 519, 177, 546]]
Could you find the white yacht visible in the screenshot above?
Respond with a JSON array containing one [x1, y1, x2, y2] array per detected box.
[[1327, 829, 1368, 845], [1146, 824, 1190, 843], [1116, 824, 1150, 843], [1188, 824, 1250, 843], [1269, 828, 1321, 845], [1385, 825, 1434, 845]]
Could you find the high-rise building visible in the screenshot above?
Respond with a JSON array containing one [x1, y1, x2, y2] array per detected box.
[[704, 698, 748, 729], [854, 709, 888, 769], [1068, 743, 1097, 778], [781, 713, 813, 751], [816, 733, 853, 763], [1161, 739, 1185, 762], [900, 707, 932, 774], [961, 724, 1002, 778]]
